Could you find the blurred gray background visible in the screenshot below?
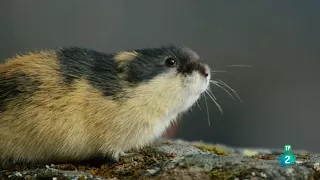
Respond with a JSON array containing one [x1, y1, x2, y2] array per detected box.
[[1, 1, 319, 152]]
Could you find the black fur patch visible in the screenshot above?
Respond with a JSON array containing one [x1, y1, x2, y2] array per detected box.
[[161, 45, 206, 75], [0, 72, 40, 112], [126, 45, 205, 83], [57, 47, 123, 97], [126, 47, 169, 83], [57, 45, 206, 97]]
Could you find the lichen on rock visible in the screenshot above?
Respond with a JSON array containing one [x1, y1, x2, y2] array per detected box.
[[1, 139, 319, 180]]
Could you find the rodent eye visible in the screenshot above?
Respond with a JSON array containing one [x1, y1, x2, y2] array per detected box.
[[165, 57, 176, 67]]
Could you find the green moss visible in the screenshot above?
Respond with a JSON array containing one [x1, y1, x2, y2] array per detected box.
[[53, 164, 78, 170], [193, 143, 228, 156], [207, 168, 237, 180], [296, 153, 311, 160], [247, 155, 277, 160], [207, 167, 264, 180], [78, 176, 87, 180], [35, 172, 70, 180], [309, 171, 320, 180], [311, 170, 320, 180], [52, 147, 170, 179]]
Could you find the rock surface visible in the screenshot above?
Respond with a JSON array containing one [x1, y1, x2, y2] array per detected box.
[[1, 139, 320, 180]]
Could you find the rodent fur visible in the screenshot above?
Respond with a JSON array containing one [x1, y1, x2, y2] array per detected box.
[[0, 45, 211, 165]]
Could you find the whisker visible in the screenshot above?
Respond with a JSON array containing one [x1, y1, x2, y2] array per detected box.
[[210, 80, 236, 101], [216, 79, 242, 103], [211, 70, 228, 73], [225, 65, 252, 68], [207, 86, 218, 100], [203, 96, 210, 127], [207, 86, 225, 110], [205, 90, 223, 114], [196, 100, 202, 111]]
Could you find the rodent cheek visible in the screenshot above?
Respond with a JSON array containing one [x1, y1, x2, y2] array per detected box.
[[199, 73, 210, 93], [183, 72, 208, 95], [206, 73, 211, 86]]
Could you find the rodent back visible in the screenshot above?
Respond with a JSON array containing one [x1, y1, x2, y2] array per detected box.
[[0, 72, 41, 113], [55, 45, 207, 100], [57, 47, 124, 97], [0, 45, 209, 107]]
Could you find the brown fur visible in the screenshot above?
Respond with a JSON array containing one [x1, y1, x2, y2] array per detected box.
[[114, 51, 139, 62], [0, 49, 194, 165]]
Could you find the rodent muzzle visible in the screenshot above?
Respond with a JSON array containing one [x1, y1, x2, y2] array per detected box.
[[198, 64, 210, 78]]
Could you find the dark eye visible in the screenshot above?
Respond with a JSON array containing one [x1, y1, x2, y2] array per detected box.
[[165, 57, 176, 67]]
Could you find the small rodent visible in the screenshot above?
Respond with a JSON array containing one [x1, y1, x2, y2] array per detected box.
[[0, 45, 210, 165]]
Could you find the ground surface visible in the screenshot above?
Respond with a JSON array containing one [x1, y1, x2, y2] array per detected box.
[[1, 139, 320, 180]]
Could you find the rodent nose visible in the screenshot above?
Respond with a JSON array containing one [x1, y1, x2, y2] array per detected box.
[[199, 65, 209, 77], [202, 71, 209, 77]]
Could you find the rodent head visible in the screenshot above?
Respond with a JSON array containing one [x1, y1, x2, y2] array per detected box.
[[116, 45, 210, 111]]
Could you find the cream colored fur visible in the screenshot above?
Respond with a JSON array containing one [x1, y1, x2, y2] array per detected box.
[[0, 50, 210, 164]]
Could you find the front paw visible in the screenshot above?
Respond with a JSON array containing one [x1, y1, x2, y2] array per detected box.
[[110, 151, 122, 162], [112, 151, 143, 163]]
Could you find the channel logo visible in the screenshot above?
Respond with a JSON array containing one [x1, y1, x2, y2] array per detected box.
[[279, 144, 296, 167]]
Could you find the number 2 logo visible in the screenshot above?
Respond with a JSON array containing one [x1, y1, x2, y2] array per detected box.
[[285, 155, 290, 164]]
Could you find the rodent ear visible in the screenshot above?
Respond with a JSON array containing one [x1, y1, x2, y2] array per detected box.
[[114, 51, 139, 62]]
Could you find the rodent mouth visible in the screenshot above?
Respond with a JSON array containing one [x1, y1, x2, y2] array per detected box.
[[191, 72, 210, 95]]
